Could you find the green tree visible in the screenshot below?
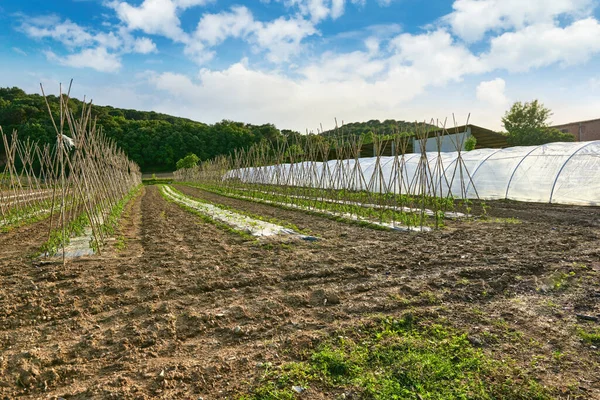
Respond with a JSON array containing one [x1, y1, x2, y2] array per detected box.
[[176, 153, 200, 170], [464, 135, 477, 151], [502, 100, 575, 146]]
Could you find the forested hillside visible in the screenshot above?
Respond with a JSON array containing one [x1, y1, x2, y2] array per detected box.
[[1, 87, 432, 171], [320, 119, 436, 140], [0, 87, 286, 172]]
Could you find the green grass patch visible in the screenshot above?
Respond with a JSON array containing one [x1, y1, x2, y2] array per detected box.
[[241, 314, 550, 400], [40, 211, 89, 256], [101, 184, 143, 237], [578, 327, 600, 345], [143, 177, 174, 185], [37, 185, 143, 255], [1, 206, 53, 233], [550, 271, 576, 291]]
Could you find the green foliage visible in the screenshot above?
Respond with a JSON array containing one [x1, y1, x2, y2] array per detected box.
[[242, 315, 551, 399], [0, 87, 292, 172], [464, 135, 477, 151], [319, 119, 436, 141], [578, 327, 600, 345], [142, 177, 174, 185], [40, 212, 89, 256], [176, 153, 200, 170], [101, 185, 143, 236], [193, 183, 439, 228], [551, 271, 576, 291], [502, 100, 575, 146]]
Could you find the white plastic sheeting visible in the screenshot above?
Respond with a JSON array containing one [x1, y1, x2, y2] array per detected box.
[[230, 141, 600, 206]]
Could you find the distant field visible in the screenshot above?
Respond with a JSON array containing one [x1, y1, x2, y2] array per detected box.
[[142, 171, 174, 179]]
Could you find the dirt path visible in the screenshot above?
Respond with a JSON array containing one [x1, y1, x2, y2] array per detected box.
[[0, 185, 599, 399]]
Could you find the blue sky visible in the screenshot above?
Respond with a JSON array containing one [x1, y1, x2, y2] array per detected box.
[[2, 0, 600, 131]]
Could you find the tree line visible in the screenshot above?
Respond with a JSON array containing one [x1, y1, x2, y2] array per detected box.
[[0, 86, 576, 172], [0, 87, 287, 172]]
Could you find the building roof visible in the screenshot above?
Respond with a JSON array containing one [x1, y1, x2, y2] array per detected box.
[[357, 124, 507, 156], [552, 117, 600, 127], [418, 124, 508, 149]]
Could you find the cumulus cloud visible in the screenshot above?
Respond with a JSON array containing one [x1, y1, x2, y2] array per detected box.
[[264, 0, 367, 22], [12, 0, 600, 133], [476, 78, 508, 106], [185, 6, 318, 63], [21, 19, 94, 48], [445, 0, 594, 42], [145, 29, 484, 129], [20, 16, 158, 71], [133, 37, 159, 54], [389, 29, 485, 85], [110, 0, 187, 41], [192, 6, 255, 45], [45, 47, 122, 72], [253, 16, 318, 62], [141, 0, 600, 130], [483, 18, 600, 71]]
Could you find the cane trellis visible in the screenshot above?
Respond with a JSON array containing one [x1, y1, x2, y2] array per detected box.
[[0, 84, 142, 262]]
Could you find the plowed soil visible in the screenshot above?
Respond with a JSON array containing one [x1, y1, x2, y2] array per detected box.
[[1, 185, 599, 399]]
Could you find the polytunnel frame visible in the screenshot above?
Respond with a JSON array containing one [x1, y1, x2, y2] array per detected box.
[[504, 145, 541, 200], [501, 141, 596, 204], [464, 148, 504, 196], [548, 141, 598, 204]]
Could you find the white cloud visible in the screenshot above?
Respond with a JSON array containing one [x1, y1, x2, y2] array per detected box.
[[109, 0, 213, 43], [193, 6, 255, 45], [133, 37, 158, 54], [143, 14, 600, 130], [21, 19, 94, 48], [95, 31, 122, 49], [265, 0, 367, 23], [12, 47, 28, 56], [483, 18, 600, 72], [13, 0, 600, 133], [476, 78, 508, 106], [253, 16, 318, 62], [46, 47, 122, 72], [184, 6, 255, 63], [389, 29, 485, 85], [331, 0, 345, 19], [145, 34, 479, 130], [364, 37, 379, 54], [19, 15, 158, 69], [185, 6, 318, 63], [173, 0, 214, 8], [445, 0, 594, 42], [110, 0, 187, 41]]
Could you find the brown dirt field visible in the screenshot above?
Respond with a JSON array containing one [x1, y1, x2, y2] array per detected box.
[[0, 184, 599, 399]]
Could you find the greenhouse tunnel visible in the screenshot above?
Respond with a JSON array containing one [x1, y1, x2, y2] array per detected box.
[[233, 141, 600, 206]]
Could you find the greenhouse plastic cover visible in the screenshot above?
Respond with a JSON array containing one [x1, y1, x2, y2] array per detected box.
[[232, 141, 600, 206]]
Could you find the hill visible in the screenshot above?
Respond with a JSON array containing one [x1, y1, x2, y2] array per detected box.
[[1, 87, 436, 171], [0, 87, 285, 172], [320, 119, 438, 142]]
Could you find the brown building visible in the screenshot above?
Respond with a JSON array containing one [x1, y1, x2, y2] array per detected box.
[[552, 118, 600, 142]]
